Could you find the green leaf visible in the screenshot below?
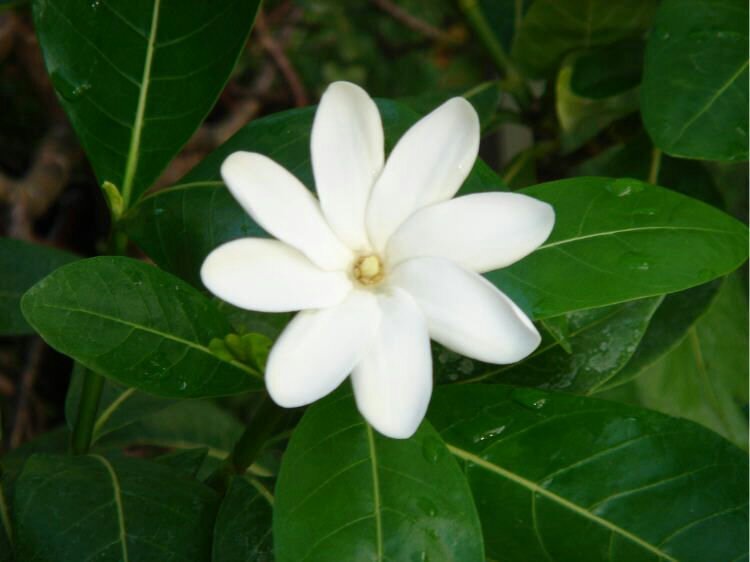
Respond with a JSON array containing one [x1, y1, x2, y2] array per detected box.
[[442, 297, 663, 393], [429, 384, 749, 562], [21, 256, 262, 397], [511, 0, 656, 77], [489, 177, 748, 318], [630, 273, 749, 449], [33, 0, 261, 206], [155, 447, 209, 478], [273, 390, 484, 562], [65, 365, 175, 441], [595, 281, 721, 392], [97, 400, 242, 463], [121, 100, 505, 288], [0, 238, 76, 336], [641, 0, 749, 161], [459, 0, 530, 54], [14, 453, 218, 561], [213, 475, 274, 562], [556, 47, 641, 151]]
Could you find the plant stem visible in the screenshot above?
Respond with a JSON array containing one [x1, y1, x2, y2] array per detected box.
[[458, 0, 532, 109], [207, 395, 287, 493], [648, 147, 662, 184], [70, 366, 104, 454]]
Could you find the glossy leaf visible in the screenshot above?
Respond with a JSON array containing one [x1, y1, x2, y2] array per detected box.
[[21, 256, 262, 397], [596, 281, 721, 392], [33, 0, 261, 205], [641, 0, 749, 161], [511, 0, 656, 77], [213, 475, 274, 562], [459, 0, 531, 53], [122, 100, 504, 288], [155, 447, 209, 478], [489, 177, 748, 318], [631, 274, 749, 449], [0, 238, 76, 336], [273, 389, 484, 562], [14, 453, 219, 561], [65, 365, 175, 441], [429, 384, 749, 562], [442, 297, 662, 393]]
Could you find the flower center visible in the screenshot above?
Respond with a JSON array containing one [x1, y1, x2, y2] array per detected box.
[[352, 254, 384, 286]]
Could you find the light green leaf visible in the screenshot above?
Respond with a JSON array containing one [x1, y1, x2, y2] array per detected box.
[[490, 177, 748, 318], [33, 0, 261, 205], [213, 475, 274, 562], [511, 0, 656, 77], [14, 453, 218, 561], [21, 257, 262, 397], [556, 47, 641, 151], [631, 273, 749, 449], [429, 384, 749, 562], [641, 0, 749, 161], [0, 238, 76, 336], [273, 389, 484, 562]]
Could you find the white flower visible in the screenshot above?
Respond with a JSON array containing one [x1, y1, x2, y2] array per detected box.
[[201, 81, 555, 439]]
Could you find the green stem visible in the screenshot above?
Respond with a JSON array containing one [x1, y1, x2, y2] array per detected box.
[[648, 147, 662, 184], [70, 366, 104, 454], [207, 395, 287, 493], [458, 0, 532, 109]]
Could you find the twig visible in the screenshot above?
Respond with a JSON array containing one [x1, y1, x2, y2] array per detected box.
[[254, 11, 308, 107], [371, 0, 458, 44], [1, 125, 80, 239], [9, 338, 45, 449]]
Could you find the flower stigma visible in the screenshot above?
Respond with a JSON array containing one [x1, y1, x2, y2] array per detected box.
[[352, 254, 385, 286]]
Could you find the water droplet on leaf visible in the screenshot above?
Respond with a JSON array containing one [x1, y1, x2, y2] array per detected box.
[[511, 388, 549, 411], [622, 252, 650, 272], [472, 425, 506, 443], [606, 178, 644, 197]]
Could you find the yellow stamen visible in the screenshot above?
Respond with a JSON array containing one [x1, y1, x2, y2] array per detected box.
[[353, 255, 384, 286]]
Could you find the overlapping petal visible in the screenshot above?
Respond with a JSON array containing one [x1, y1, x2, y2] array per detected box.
[[221, 151, 353, 270], [312, 82, 384, 252], [390, 257, 541, 364], [351, 289, 432, 439], [201, 238, 352, 312], [366, 97, 480, 252], [387, 192, 555, 272], [266, 290, 380, 408]]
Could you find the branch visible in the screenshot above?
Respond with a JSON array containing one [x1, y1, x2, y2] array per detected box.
[[254, 11, 308, 107], [371, 0, 458, 44]]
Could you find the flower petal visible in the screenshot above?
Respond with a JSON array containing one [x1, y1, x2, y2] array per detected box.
[[387, 192, 555, 273], [312, 81, 384, 252], [266, 290, 380, 407], [351, 289, 432, 439], [366, 97, 480, 252], [390, 257, 540, 364], [201, 238, 352, 312], [221, 151, 353, 270]]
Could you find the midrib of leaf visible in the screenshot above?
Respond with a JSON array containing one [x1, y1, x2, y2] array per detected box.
[[447, 444, 678, 561], [539, 224, 739, 251], [687, 327, 738, 441], [670, 59, 750, 149], [365, 423, 384, 561], [36, 302, 261, 379], [121, 0, 161, 208], [92, 455, 129, 562], [93, 388, 137, 439]]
